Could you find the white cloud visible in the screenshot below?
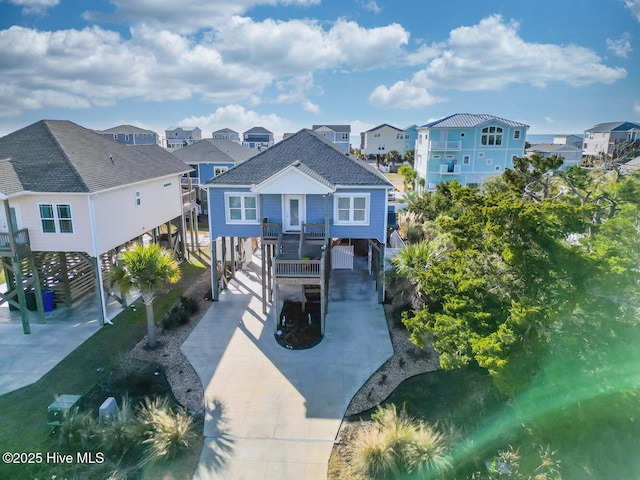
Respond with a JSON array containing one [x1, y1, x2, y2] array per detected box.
[[7, 0, 58, 15], [83, 0, 321, 35], [369, 81, 445, 109], [214, 17, 409, 73], [0, 12, 411, 116], [369, 15, 627, 110], [626, 0, 640, 22], [179, 104, 299, 141], [634, 101, 640, 114], [360, 0, 381, 14], [606, 33, 632, 58]]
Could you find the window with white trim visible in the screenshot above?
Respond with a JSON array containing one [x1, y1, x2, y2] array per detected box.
[[481, 126, 503, 146], [225, 194, 258, 223], [214, 166, 228, 176], [463, 155, 470, 165], [39, 204, 73, 233], [135, 191, 141, 206], [513, 130, 521, 139], [334, 194, 369, 225]]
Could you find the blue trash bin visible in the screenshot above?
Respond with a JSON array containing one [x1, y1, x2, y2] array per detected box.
[[42, 290, 55, 312]]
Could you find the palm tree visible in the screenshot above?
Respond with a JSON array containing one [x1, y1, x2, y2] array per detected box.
[[112, 243, 181, 349]]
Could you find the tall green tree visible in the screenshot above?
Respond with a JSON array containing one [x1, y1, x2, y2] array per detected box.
[[112, 243, 181, 349]]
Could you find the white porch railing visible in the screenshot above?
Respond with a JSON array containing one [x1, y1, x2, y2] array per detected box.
[[430, 140, 461, 151]]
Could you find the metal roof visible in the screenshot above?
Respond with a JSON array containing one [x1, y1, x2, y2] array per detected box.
[[421, 113, 529, 129]]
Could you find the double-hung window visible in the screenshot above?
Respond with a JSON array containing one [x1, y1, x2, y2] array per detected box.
[[225, 194, 258, 223], [39, 204, 73, 233], [334, 194, 369, 225]]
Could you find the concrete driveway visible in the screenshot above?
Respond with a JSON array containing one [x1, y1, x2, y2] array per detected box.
[[182, 256, 393, 479], [0, 293, 125, 395]]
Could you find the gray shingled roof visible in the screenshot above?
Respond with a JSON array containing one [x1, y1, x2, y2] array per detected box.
[[213, 128, 239, 134], [244, 126, 273, 135], [585, 121, 640, 133], [0, 120, 191, 194], [422, 113, 529, 129], [365, 123, 403, 133], [97, 124, 158, 136], [171, 138, 256, 164], [0, 159, 23, 197], [205, 129, 392, 188], [526, 143, 582, 154], [312, 124, 351, 133]]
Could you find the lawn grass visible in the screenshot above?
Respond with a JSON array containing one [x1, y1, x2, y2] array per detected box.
[[0, 256, 208, 480]]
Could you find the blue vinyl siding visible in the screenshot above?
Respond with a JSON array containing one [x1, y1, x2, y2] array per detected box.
[[199, 163, 236, 184], [207, 188, 261, 239], [329, 189, 386, 242], [207, 188, 387, 242]]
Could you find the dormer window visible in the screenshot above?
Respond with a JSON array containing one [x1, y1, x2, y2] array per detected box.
[[481, 126, 503, 146]]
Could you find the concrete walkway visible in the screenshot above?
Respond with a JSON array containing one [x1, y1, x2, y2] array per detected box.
[[182, 257, 393, 479], [0, 293, 125, 395]]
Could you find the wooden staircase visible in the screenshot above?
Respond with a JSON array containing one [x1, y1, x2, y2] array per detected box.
[[279, 233, 300, 259]]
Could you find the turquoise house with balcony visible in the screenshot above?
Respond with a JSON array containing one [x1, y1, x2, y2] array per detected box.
[[414, 114, 529, 190], [203, 129, 393, 332]]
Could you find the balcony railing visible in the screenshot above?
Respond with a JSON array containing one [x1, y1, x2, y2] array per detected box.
[[262, 222, 282, 242], [0, 228, 30, 256], [182, 189, 196, 212], [430, 141, 462, 151], [274, 258, 322, 278], [302, 223, 326, 243], [439, 164, 461, 175]]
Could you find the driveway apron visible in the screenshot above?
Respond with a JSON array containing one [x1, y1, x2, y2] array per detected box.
[[183, 257, 393, 479]]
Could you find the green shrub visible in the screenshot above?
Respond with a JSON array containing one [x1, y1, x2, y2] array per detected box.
[[180, 295, 199, 315], [137, 397, 196, 464], [161, 304, 190, 330]]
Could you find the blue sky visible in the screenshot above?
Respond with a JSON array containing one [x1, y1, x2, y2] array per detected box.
[[0, 0, 639, 143]]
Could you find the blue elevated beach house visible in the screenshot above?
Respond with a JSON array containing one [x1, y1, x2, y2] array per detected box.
[[414, 113, 529, 190], [203, 129, 393, 332]]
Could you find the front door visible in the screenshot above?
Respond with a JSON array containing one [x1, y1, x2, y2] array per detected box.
[[283, 195, 304, 232], [0, 204, 20, 232]]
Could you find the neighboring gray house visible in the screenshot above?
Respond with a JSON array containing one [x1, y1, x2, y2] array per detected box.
[[583, 122, 640, 157], [243, 127, 274, 150], [96, 125, 160, 146], [165, 126, 202, 152], [312, 125, 351, 154], [212, 128, 241, 144], [526, 143, 583, 170]]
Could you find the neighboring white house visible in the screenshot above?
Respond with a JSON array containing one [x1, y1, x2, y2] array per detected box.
[[526, 143, 583, 170], [312, 125, 352, 154], [0, 120, 192, 330], [212, 128, 241, 144], [360, 124, 406, 158], [583, 122, 640, 158], [553, 134, 583, 149], [165, 126, 202, 151], [414, 113, 529, 190]]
